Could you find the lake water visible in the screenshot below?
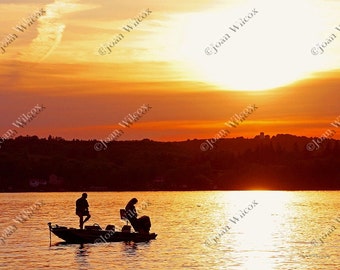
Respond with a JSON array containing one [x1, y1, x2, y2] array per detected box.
[[0, 191, 339, 269]]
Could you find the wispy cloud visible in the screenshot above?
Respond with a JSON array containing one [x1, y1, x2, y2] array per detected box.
[[18, 0, 97, 63]]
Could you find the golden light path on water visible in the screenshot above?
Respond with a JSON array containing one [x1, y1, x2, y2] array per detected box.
[[202, 191, 292, 269]]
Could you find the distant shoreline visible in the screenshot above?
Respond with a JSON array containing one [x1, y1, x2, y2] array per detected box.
[[1, 134, 339, 191]]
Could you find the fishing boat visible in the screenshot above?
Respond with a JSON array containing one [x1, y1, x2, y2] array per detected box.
[[48, 222, 157, 244]]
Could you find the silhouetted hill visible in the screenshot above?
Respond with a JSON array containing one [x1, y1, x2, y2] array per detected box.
[[0, 134, 339, 191]]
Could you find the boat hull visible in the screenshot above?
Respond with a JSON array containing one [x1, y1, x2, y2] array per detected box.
[[49, 224, 157, 244]]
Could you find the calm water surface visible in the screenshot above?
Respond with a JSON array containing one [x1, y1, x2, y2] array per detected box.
[[0, 191, 339, 269]]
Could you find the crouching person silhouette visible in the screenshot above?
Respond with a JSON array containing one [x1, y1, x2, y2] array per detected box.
[[125, 198, 151, 233], [76, 193, 91, 229]]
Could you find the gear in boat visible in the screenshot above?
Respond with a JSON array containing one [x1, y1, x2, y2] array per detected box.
[[48, 207, 157, 244]]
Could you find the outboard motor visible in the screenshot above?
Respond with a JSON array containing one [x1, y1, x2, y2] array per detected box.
[[138, 216, 151, 233]]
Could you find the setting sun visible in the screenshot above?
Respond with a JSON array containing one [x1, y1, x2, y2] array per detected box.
[[175, 0, 340, 91]]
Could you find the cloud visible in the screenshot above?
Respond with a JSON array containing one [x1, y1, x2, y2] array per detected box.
[[18, 0, 98, 63]]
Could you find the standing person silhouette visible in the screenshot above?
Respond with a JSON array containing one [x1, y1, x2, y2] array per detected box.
[[76, 193, 91, 229]]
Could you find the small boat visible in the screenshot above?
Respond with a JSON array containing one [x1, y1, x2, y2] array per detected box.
[[48, 222, 157, 244]]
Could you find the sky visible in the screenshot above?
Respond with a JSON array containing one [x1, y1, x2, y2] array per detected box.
[[0, 0, 339, 141]]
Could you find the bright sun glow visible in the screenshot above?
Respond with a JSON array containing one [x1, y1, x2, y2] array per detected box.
[[175, 0, 337, 91]]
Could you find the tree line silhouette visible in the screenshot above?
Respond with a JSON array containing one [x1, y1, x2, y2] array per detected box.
[[0, 134, 339, 191]]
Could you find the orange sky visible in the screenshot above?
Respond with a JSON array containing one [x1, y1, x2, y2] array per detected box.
[[0, 0, 339, 141]]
